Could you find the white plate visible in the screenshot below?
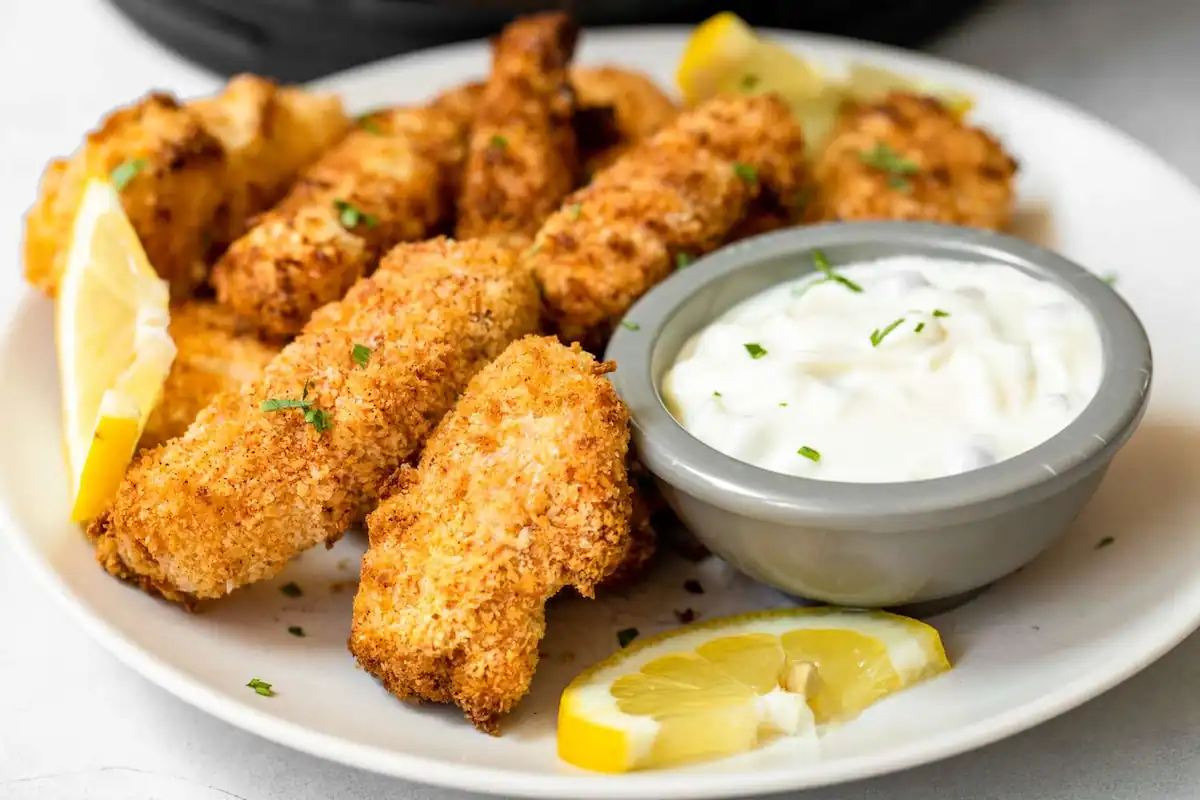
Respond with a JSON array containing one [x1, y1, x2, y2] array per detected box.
[[3, 26, 1200, 800]]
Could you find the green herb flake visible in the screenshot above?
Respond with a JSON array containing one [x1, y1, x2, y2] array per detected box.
[[740, 74, 760, 91], [1102, 273, 1119, 286], [620, 320, 641, 331], [870, 317, 906, 347], [280, 582, 303, 598], [914, 321, 926, 333], [744, 343, 767, 359], [617, 627, 640, 647], [333, 199, 378, 230], [352, 343, 372, 367], [490, 134, 508, 149], [713, 391, 722, 397], [247, 678, 275, 697], [797, 445, 821, 462], [261, 397, 313, 412], [859, 143, 920, 182], [675, 252, 695, 270], [110, 158, 148, 191], [358, 117, 383, 135], [887, 175, 914, 193], [932, 308, 950, 318], [732, 162, 758, 183], [567, 203, 582, 220], [1095, 536, 1115, 550], [812, 249, 863, 293], [287, 626, 306, 637], [304, 407, 332, 432], [779, 402, 788, 407]]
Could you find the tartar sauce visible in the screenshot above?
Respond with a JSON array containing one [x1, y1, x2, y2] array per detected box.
[[662, 254, 1103, 483]]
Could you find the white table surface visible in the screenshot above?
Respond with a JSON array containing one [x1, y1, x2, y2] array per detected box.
[[3, 0, 1199, 797]]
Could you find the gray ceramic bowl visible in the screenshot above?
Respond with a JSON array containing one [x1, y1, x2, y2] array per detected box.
[[606, 222, 1152, 612]]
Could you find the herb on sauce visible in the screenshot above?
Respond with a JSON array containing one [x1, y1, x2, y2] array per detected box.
[[870, 318, 906, 347], [744, 343, 767, 359]]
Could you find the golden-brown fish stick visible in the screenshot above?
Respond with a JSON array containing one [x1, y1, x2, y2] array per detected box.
[[212, 103, 470, 339], [192, 74, 349, 252], [139, 301, 281, 450], [89, 238, 540, 605], [351, 336, 632, 732], [533, 93, 807, 349], [808, 92, 1018, 230], [455, 12, 579, 241], [570, 65, 679, 175], [24, 81, 347, 299]]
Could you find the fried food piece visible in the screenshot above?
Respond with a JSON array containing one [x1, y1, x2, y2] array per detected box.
[[570, 65, 679, 175], [24, 80, 347, 299], [533, 93, 808, 349], [25, 93, 226, 299], [808, 92, 1018, 230], [192, 75, 349, 252], [455, 12, 579, 241], [89, 238, 540, 605], [139, 301, 281, 450], [212, 103, 470, 339], [351, 336, 632, 732]]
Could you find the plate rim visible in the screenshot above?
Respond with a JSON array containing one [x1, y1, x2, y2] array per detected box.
[[6, 24, 1200, 799]]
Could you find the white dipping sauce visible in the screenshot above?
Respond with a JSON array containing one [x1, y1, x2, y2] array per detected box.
[[662, 255, 1104, 483]]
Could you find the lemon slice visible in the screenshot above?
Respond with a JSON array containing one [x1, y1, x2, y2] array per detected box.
[[56, 179, 175, 521], [557, 607, 949, 773]]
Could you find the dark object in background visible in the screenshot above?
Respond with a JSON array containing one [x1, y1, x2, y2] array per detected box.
[[109, 0, 985, 83]]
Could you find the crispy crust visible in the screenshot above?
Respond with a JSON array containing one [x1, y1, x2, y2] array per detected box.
[[455, 12, 579, 241], [532, 93, 806, 349], [89, 238, 540, 604], [570, 65, 679, 175], [24, 80, 347, 299], [212, 104, 469, 339], [808, 92, 1018, 230], [139, 301, 281, 450], [350, 336, 632, 731]]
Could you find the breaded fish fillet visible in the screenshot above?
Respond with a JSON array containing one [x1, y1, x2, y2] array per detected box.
[[570, 65, 679, 175], [139, 301, 281, 450], [808, 92, 1018, 230], [24, 80, 347, 299], [455, 12, 579, 241], [89, 238, 540, 605], [533, 93, 807, 349], [350, 336, 632, 732], [212, 101, 471, 339]]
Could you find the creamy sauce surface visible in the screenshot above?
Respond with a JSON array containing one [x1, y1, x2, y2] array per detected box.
[[661, 255, 1104, 482]]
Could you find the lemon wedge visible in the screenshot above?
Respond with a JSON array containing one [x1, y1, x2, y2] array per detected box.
[[557, 607, 949, 773], [56, 178, 175, 521]]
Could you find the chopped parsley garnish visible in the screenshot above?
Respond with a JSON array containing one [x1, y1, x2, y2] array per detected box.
[[779, 402, 788, 406], [712, 391, 722, 397], [1095, 536, 1115, 550], [740, 74, 760, 91], [674, 608, 697, 624], [683, 579, 705, 595], [358, 117, 383, 135], [859, 143, 919, 192], [280, 582, 303, 598], [812, 249, 863, 293], [870, 317, 906, 347], [567, 203, 581, 220], [914, 321, 926, 333], [744, 342, 767, 359], [110, 158, 147, 191], [247, 678, 275, 697], [490, 134, 508, 149], [797, 445, 821, 462], [732, 162, 758, 183], [620, 320, 640, 331], [287, 626, 306, 637], [262, 382, 330, 432], [1102, 273, 1119, 286], [352, 343, 372, 367], [617, 627, 640, 647], [334, 199, 378, 229], [675, 252, 695, 269], [932, 308, 950, 318]]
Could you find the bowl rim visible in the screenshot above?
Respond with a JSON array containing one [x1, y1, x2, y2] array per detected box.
[[604, 221, 1154, 528]]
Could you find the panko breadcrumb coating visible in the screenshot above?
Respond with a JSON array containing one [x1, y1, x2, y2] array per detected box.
[[455, 12, 579, 242], [570, 65, 679, 175], [350, 336, 632, 732], [139, 301, 281, 450], [88, 238, 540, 605], [807, 92, 1018, 230], [533, 93, 807, 349], [24, 79, 347, 299], [212, 102, 471, 339]]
